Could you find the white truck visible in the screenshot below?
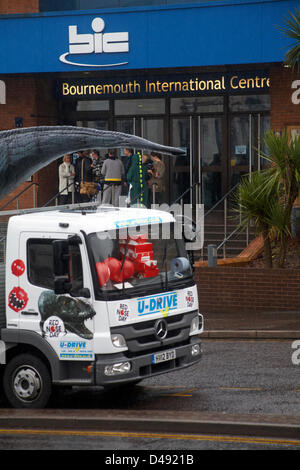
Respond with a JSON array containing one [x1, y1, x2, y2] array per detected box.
[[0, 205, 203, 408]]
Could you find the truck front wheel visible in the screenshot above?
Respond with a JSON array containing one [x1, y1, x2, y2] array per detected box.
[[3, 354, 52, 408]]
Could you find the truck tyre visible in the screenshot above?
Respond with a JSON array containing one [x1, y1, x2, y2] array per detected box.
[[3, 354, 52, 408]]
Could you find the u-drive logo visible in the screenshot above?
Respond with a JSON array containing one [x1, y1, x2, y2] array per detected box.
[[59, 17, 129, 67]]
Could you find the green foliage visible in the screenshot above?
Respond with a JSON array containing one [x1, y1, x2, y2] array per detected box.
[[233, 131, 300, 267], [280, 7, 300, 72], [232, 171, 278, 235]]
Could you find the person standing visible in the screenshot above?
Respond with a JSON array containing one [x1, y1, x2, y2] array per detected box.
[[74, 150, 93, 203], [58, 154, 75, 205], [91, 149, 105, 186], [147, 152, 165, 206], [126, 150, 148, 207], [101, 149, 125, 206], [91, 149, 106, 202]]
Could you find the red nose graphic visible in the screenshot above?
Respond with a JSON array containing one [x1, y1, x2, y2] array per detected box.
[[11, 259, 25, 277], [8, 286, 28, 312]]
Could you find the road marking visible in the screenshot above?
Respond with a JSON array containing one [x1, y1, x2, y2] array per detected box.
[[165, 388, 198, 397], [142, 386, 198, 397], [219, 387, 262, 391], [0, 428, 299, 447]]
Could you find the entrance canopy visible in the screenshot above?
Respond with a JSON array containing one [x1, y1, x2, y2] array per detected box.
[[0, 0, 298, 73]]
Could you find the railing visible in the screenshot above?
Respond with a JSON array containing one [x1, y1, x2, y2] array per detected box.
[[0, 182, 39, 212], [204, 183, 251, 261], [203, 183, 240, 259], [43, 181, 75, 207]]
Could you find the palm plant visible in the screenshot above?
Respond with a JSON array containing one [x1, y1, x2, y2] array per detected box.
[[261, 130, 300, 267], [233, 131, 300, 268], [232, 171, 280, 268], [281, 7, 300, 71]]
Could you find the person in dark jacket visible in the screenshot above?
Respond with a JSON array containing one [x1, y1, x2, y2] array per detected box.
[[74, 150, 93, 202]]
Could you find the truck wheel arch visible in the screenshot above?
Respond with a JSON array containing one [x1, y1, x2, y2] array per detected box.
[[1, 329, 61, 381]]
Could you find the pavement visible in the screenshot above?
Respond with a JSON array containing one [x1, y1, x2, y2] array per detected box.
[[201, 310, 300, 339], [1, 408, 300, 440]]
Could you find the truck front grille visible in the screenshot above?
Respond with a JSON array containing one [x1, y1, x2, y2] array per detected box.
[[110, 311, 197, 356]]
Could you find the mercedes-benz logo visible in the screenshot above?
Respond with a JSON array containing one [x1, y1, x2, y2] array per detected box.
[[154, 319, 168, 340]]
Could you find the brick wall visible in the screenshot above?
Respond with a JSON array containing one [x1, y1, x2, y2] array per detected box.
[[0, 76, 59, 210], [0, 0, 39, 14], [194, 267, 300, 313], [270, 65, 300, 131]]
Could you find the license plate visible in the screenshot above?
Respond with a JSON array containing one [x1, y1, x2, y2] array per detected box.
[[152, 349, 176, 364]]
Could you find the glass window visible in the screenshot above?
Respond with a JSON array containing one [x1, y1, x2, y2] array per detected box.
[[88, 224, 192, 299], [202, 171, 221, 207], [79, 0, 119, 7], [143, 118, 164, 144], [200, 117, 223, 166], [27, 239, 83, 292], [115, 118, 134, 135], [171, 96, 223, 114], [229, 95, 270, 112], [76, 101, 109, 112], [259, 115, 270, 170], [115, 99, 165, 115], [120, 0, 163, 5], [39, 0, 78, 11], [171, 117, 190, 203], [28, 240, 54, 289], [40, 0, 221, 11], [77, 120, 109, 130]]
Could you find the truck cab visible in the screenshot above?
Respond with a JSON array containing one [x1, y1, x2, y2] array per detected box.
[[0, 205, 203, 408]]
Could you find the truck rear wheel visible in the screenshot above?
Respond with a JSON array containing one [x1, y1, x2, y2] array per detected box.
[[3, 354, 52, 408]]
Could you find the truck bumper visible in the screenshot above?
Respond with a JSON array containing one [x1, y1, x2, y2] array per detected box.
[[94, 335, 202, 386]]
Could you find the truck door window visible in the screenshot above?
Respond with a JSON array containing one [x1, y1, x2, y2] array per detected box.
[[27, 239, 83, 291]]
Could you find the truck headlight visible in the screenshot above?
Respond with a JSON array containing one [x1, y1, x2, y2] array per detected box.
[[111, 334, 127, 348], [190, 313, 204, 335], [104, 362, 131, 376]]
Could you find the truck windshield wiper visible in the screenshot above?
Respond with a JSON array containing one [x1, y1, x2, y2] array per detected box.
[[118, 228, 129, 295], [161, 238, 169, 292]]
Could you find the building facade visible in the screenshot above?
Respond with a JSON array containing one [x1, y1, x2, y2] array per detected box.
[[0, 0, 299, 209]]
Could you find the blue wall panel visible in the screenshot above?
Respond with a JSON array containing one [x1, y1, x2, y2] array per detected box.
[[0, 0, 298, 73]]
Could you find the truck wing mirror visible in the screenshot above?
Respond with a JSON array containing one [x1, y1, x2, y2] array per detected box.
[[52, 240, 71, 294]]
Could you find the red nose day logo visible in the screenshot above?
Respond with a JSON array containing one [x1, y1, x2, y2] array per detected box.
[[59, 17, 129, 67], [117, 303, 129, 322], [186, 290, 194, 308]]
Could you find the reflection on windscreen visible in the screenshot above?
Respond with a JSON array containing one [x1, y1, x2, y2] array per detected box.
[[88, 223, 192, 293]]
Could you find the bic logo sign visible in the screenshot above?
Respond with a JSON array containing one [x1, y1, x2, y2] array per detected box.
[[59, 17, 129, 67]]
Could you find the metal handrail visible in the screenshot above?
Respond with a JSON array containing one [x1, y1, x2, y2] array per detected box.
[[43, 181, 76, 207], [0, 182, 39, 212], [204, 183, 239, 218], [200, 182, 252, 261], [217, 226, 240, 251], [172, 181, 201, 206]]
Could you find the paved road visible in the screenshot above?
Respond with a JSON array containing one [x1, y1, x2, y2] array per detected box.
[[1, 339, 300, 450], [47, 339, 300, 415]]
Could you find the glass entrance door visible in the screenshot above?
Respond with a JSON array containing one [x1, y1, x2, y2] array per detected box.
[[170, 117, 191, 204], [200, 116, 224, 207], [229, 113, 270, 189], [170, 115, 224, 207]]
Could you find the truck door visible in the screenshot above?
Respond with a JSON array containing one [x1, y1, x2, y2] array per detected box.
[[17, 233, 95, 362]]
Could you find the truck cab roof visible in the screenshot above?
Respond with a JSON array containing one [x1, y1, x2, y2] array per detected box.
[[8, 206, 175, 234]]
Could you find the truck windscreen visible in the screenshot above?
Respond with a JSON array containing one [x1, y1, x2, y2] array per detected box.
[[87, 223, 193, 298]]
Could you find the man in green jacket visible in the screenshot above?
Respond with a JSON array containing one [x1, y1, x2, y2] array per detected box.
[[124, 148, 148, 207]]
